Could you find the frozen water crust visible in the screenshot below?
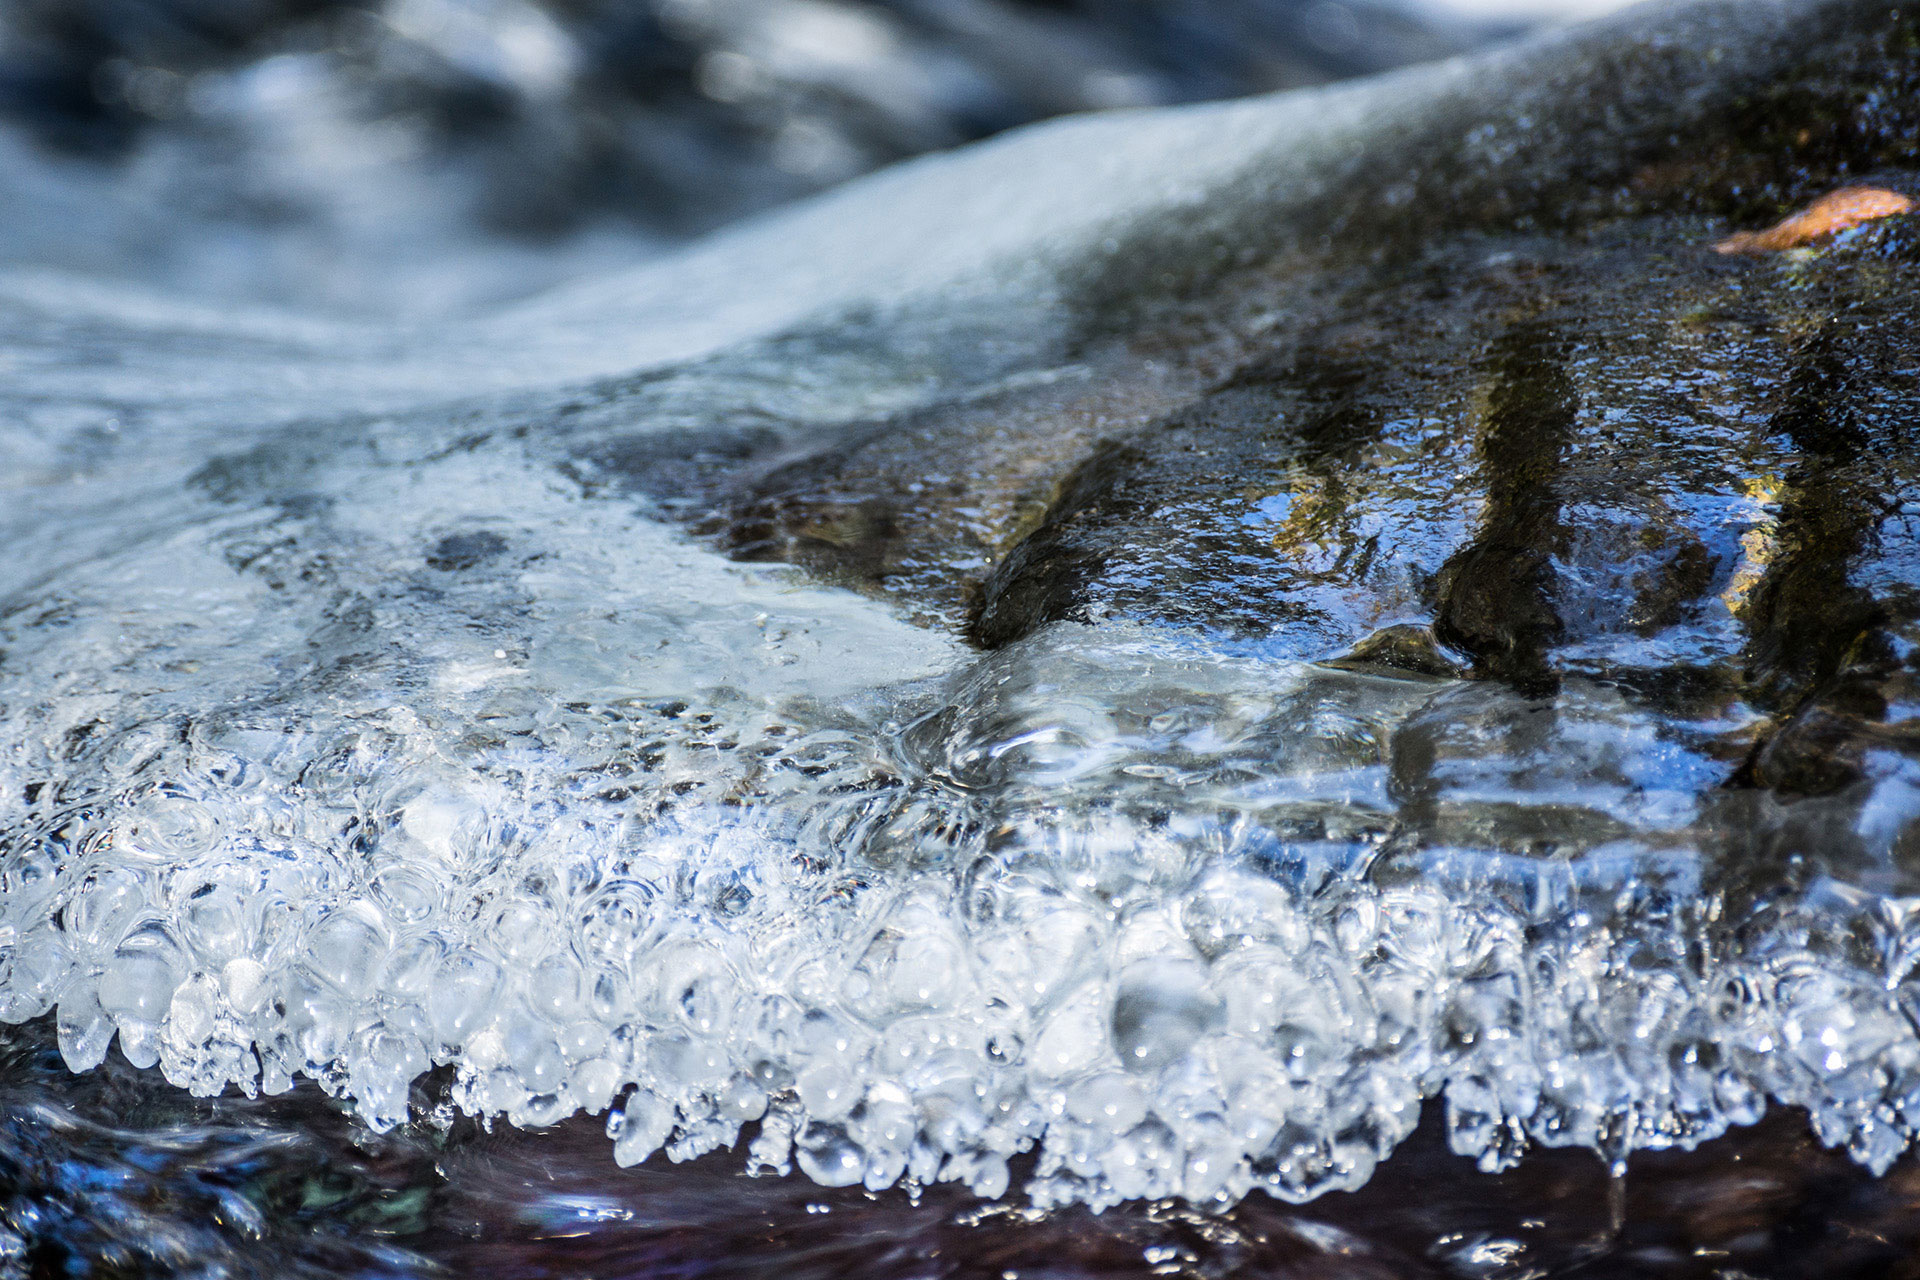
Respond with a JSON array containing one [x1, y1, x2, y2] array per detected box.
[[5, 415, 1920, 1210], [4, 0, 1920, 1213]]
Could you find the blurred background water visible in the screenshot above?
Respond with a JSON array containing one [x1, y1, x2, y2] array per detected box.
[[0, 0, 1619, 312]]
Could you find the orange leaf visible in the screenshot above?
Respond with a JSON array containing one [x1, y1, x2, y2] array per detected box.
[[1713, 186, 1914, 254]]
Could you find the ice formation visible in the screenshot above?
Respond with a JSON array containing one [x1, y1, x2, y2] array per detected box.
[[4, 0, 1920, 1213], [6, 412, 1920, 1208]]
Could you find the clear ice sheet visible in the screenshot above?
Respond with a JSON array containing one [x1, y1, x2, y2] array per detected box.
[[4, 0, 1920, 1213]]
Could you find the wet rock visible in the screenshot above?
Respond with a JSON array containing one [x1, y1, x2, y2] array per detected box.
[[971, 438, 1151, 646], [1323, 624, 1465, 680], [426, 531, 508, 572], [1743, 676, 1890, 797], [662, 1, 1920, 813]]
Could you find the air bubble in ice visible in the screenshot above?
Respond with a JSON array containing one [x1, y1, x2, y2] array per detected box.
[[1111, 960, 1223, 1074]]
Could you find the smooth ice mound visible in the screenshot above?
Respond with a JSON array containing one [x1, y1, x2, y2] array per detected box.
[[5, 0, 1920, 1213]]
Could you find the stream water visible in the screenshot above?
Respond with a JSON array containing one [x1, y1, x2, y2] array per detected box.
[[3, 0, 1920, 1276]]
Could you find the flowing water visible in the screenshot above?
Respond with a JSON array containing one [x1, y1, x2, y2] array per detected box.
[[3, 0, 1920, 1275]]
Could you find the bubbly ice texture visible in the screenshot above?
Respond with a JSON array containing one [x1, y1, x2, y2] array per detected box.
[[5, 0, 1920, 1212]]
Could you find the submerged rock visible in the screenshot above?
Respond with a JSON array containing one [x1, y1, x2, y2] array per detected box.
[[3, 0, 1920, 1225]]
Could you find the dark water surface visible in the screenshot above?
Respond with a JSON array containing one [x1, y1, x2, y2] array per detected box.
[[9, 1012, 1920, 1279]]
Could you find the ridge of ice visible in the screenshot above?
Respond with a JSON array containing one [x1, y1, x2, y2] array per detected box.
[[3, 0, 1915, 1211], [4, 419, 1920, 1209]]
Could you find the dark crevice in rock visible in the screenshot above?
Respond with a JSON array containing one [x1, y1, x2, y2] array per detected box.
[[669, 370, 1196, 629], [970, 439, 1149, 648]]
